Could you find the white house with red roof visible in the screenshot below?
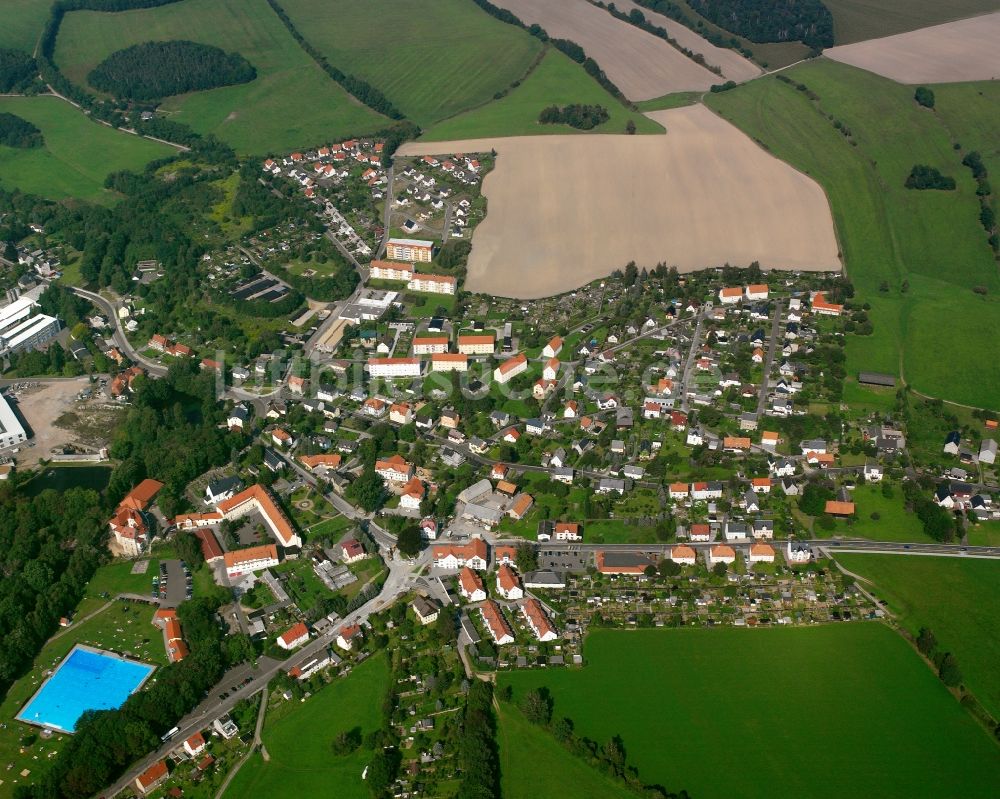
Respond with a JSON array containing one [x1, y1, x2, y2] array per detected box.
[[458, 567, 487, 602], [277, 622, 309, 651], [496, 564, 523, 600], [375, 454, 413, 483], [183, 732, 207, 758]]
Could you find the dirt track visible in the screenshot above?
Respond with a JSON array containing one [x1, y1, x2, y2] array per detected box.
[[825, 11, 1000, 83], [399, 105, 841, 299], [610, 0, 761, 83], [490, 0, 719, 98]]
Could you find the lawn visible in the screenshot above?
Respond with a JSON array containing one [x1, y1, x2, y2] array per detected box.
[[706, 60, 1000, 409], [835, 554, 1000, 719], [279, 0, 542, 127], [822, 483, 929, 542], [824, 0, 1000, 44], [54, 0, 390, 155], [967, 520, 1000, 547], [0, 96, 173, 202], [422, 47, 661, 141], [0, 601, 168, 797], [497, 703, 636, 799], [500, 625, 1000, 799], [223, 654, 389, 799]]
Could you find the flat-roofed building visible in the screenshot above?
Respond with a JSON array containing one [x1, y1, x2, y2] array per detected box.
[[0, 393, 28, 449], [386, 238, 433, 262]]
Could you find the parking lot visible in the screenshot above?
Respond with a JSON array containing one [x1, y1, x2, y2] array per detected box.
[[154, 559, 193, 606]]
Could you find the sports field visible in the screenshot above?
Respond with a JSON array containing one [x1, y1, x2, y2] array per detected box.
[[422, 48, 661, 140], [0, 96, 173, 202], [497, 703, 636, 799], [500, 625, 1000, 799], [836, 554, 1000, 719], [279, 0, 542, 127], [825, 0, 1000, 45], [706, 59, 1000, 409], [54, 0, 389, 154], [223, 654, 388, 798], [826, 11, 1000, 83]]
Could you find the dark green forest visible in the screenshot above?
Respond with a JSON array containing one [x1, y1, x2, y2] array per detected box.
[[539, 104, 610, 130], [0, 49, 38, 93], [0, 113, 43, 148], [688, 0, 833, 48], [88, 40, 256, 101]]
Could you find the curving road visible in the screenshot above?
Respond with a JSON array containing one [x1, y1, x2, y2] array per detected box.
[[69, 286, 168, 377]]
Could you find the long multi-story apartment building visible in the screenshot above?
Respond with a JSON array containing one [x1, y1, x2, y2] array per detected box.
[[386, 238, 433, 262], [368, 357, 422, 378]]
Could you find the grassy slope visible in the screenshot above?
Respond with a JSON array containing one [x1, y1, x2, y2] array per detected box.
[[0, 0, 49, 52], [54, 0, 389, 155], [0, 96, 173, 202], [223, 654, 388, 798], [422, 47, 661, 140], [706, 59, 1000, 408], [500, 625, 1000, 799], [836, 554, 1000, 718], [825, 0, 1000, 44], [279, 0, 542, 127], [497, 703, 636, 799]]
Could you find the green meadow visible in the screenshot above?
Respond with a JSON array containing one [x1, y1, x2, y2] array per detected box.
[[0, 0, 50, 53], [279, 0, 542, 127], [54, 0, 389, 154], [500, 625, 1000, 799], [223, 653, 389, 798], [836, 554, 1000, 718], [498, 702, 636, 799], [422, 47, 662, 140], [707, 59, 1000, 409], [0, 96, 173, 202]]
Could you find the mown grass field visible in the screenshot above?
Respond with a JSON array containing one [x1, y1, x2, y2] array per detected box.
[[54, 0, 389, 154], [422, 47, 662, 140], [223, 653, 388, 798], [279, 0, 542, 127], [0, 96, 173, 202], [836, 554, 1000, 719], [819, 483, 929, 542], [0, 0, 50, 52], [706, 59, 1000, 409], [500, 625, 1000, 799], [497, 703, 636, 799], [825, 0, 1000, 44]]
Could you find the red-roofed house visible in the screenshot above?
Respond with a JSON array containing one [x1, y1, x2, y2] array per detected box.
[[337, 623, 363, 651], [183, 732, 207, 757], [496, 564, 523, 600], [278, 622, 310, 650], [341, 538, 367, 563], [109, 479, 164, 556], [433, 537, 488, 570], [521, 598, 557, 641], [479, 600, 515, 645], [135, 760, 169, 795], [458, 567, 486, 602]]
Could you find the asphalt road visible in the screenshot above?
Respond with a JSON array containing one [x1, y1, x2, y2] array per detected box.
[[69, 287, 168, 377]]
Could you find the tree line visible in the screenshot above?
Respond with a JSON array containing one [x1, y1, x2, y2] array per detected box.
[[961, 151, 997, 252], [597, 2, 723, 75], [628, 0, 754, 59], [688, 0, 834, 49], [468, 0, 631, 106], [455, 681, 500, 799], [0, 48, 39, 93], [0, 112, 43, 148], [539, 103, 610, 130], [88, 40, 256, 101], [263, 0, 403, 120], [504, 685, 692, 798]]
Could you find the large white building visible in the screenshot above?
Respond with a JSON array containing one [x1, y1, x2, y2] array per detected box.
[[0, 393, 27, 450], [408, 273, 456, 295], [368, 357, 422, 378], [369, 260, 414, 281], [0, 297, 60, 358], [386, 238, 433, 262], [224, 544, 280, 579], [494, 353, 527, 384], [457, 334, 495, 355], [431, 353, 468, 372], [412, 336, 449, 355]]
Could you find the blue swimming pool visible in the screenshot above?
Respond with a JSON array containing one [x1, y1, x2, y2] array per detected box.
[[17, 646, 155, 733]]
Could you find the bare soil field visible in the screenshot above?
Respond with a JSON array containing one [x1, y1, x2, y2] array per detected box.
[[399, 105, 840, 299], [1, 378, 122, 468], [825, 11, 1000, 83], [611, 0, 761, 83], [490, 0, 719, 99]]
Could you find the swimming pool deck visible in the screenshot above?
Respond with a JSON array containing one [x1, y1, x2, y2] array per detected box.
[[15, 644, 155, 734]]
